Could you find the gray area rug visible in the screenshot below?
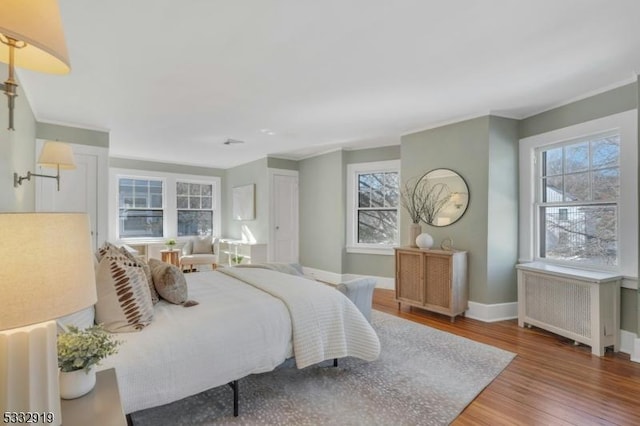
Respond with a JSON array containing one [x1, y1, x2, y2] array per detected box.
[[130, 311, 515, 425]]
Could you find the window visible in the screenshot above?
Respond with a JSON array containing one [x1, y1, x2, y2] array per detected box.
[[112, 169, 221, 243], [118, 178, 164, 238], [537, 132, 619, 267], [176, 181, 214, 236], [347, 160, 400, 254]]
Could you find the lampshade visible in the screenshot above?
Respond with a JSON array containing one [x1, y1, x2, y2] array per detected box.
[[0, 213, 97, 331], [0, 0, 70, 74], [37, 141, 76, 170]]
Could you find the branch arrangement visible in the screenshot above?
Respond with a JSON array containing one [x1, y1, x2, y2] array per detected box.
[[401, 176, 451, 225]]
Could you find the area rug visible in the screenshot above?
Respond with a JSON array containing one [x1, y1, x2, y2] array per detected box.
[[129, 311, 515, 426]]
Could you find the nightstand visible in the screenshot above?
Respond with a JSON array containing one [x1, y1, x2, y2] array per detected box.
[[60, 368, 126, 426], [160, 249, 180, 267]]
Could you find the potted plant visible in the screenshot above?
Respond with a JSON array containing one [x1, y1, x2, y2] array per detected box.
[[57, 324, 121, 399], [166, 238, 177, 251]]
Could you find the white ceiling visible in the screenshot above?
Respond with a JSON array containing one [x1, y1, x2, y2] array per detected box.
[[17, 0, 640, 169]]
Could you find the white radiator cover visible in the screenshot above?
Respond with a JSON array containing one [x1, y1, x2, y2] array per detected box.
[[516, 262, 621, 356]]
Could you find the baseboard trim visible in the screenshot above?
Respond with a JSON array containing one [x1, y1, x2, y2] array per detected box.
[[465, 301, 518, 322], [621, 331, 639, 360], [301, 267, 395, 289]]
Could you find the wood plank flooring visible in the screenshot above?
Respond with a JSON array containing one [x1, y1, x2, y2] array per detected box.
[[373, 289, 640, 425]]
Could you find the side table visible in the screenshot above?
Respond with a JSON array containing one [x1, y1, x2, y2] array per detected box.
[[60, 368, 126, 426], [160, 249, 180, 267]]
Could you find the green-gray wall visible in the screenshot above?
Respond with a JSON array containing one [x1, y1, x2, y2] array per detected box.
[[223, 158, 269, 243], [519, 81, 638, 334], [344, 146, 400, 278], [37, 122, 109, 148], [519, 82, 637, 138], [298, 146, 401, 276], [267, 157, 299, 170], [299, 150, 346, 273], [1, 83, 37, 212], [401, 116, 519, 304], [110, 157, 224, 177]]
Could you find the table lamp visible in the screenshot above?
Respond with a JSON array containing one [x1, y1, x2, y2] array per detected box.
[[0, 213, 97, 426]]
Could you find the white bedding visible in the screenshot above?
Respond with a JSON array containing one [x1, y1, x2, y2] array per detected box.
[[220, 267, 381, 368], [98, 271, 293, 414], [98, 269, 380, 415]]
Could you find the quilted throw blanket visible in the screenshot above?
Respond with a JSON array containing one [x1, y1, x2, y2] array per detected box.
[[220, 267, 381, 368]]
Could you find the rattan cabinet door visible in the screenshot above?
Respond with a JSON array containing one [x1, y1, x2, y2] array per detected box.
[[424, 253, 452, 311], [396, 249, 424, 305]]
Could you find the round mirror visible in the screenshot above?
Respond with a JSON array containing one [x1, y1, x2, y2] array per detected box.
[[416, 168, 469, 227]]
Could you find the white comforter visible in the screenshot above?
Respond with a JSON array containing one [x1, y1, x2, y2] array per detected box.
[[220, 267, 381, 368], [98, 271, 292, 414], [98, 269, 380, 414]]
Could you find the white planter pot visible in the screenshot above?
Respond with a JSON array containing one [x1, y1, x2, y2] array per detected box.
[[59, 368, 96, 399], [416, 232, 434, 249]]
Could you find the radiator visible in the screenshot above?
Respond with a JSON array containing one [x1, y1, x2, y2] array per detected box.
[[516, 262, 621, 356]]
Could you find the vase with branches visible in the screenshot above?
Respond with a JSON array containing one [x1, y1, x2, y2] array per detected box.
[[401, 174, 452, 248], [401, 178, 427, 246]]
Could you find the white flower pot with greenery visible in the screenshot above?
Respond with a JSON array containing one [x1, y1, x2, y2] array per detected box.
[[57, 324, 120, 399]]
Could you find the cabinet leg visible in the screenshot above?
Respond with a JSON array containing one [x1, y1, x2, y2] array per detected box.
[[450, 316, 455, 323]]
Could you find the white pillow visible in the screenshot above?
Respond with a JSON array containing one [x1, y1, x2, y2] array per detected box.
[[192, 235, 213, 254]]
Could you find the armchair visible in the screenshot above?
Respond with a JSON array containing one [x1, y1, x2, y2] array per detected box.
[[179, 236, 219, 271]]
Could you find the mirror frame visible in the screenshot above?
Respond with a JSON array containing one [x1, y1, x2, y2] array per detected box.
[[416, 168, 470, 227]]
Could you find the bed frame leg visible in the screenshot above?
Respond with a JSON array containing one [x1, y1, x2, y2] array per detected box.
[[228, 380, 239, 417], [333, 358, 338, 367]]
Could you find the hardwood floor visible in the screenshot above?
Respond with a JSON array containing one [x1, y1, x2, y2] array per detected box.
[[373, 289, 640, 425]]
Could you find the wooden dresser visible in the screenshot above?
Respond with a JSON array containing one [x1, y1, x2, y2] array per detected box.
[[395, 247, 468, 321]]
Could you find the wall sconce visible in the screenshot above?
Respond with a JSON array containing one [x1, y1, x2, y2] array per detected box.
[[14, 141, 76, 191], [0, 0, 71, 130]]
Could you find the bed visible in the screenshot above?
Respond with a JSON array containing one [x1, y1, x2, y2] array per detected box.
[[97, 267, 381, 415]]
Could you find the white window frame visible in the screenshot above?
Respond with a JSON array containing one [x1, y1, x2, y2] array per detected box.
[[519, 110, 637, 278], [116, 175, 166, 240], [176, 179, 216, 237], [109, 168, 221, 243], [534, 131, 620, 269], [346, 160, 400, 255]]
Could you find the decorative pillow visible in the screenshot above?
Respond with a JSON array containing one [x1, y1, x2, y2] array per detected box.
[[95, 241, 120, 262], [148, 258, 189, 305], [119, 247, 160, 305], [95, 255, 154, 333], [181, 240, 193, 256], [192, 235, 213, 254]]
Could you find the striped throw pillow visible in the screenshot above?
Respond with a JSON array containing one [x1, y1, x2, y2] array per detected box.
[[95, 254, 154, 332]]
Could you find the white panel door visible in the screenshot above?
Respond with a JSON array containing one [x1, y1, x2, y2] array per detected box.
[[272, 173, 299, 263], [36, 143, 100, 250]]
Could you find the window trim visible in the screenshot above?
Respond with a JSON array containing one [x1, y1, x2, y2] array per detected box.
[[116, 175, 167, 240], [176, 179, 215, 237], [519, 110, 637, 277], [534, 132, 620, 270], [346, 160, 400, 255], [109, 168, 221, 244]]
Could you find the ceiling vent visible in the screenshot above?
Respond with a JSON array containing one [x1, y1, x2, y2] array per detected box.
[[223, 138, 244, 145]]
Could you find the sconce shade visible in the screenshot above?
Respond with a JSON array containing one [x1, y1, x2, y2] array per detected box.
[[0, 213, 97, 331], [38, 141, 76, 170], [0, 0, 70, 74]]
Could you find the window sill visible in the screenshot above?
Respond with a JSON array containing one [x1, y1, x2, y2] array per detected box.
[[346, 246, 395, 256]]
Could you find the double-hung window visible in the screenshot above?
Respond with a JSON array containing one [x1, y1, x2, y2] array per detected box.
[[118, 177, 164, 238], [176, 181, 214, 236], [347, 160, 400, 254], [536, 132, 620, 267]]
